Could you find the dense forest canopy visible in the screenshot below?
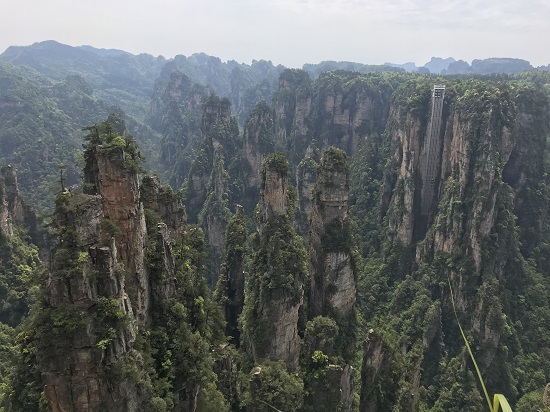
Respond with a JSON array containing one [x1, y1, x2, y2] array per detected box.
[[0, 41, 550, 412]]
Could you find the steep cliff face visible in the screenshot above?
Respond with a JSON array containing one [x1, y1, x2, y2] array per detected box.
[[360, 330, 400, 412], [308, 147, 356, 318], [313, 73, 389, 156], [272, 69, 312, 153], [149, 71, 209, 188], [185, 94, 239, 223], [214, 205, 247, 344], [0, 166, 44, 331], [0, 165, 46, 248], [39, 195, 138, 412], [295, 155, 318, 236], [141, 175, 185, 236], [38, 124, 149, 411], [184, 95, 241, 286], [199, 150, 230, 250], [272, 70, 393, 168], [242, 154, 307, 370], [243, 101, 276, 211], [84, 142, 149, 327], [30, 118, 229, 412], [357, 80, 550, 410]]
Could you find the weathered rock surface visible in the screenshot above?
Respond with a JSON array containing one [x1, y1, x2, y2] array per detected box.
[[141, 175, 185, 236], [244, 154, 306, 370], [360, 330, 399, 412], [308, 147, 356, 318], [39, 135, 159, 412], [243, 101, 275, 211], [215, 205, 246, 343], [304, 364, 355, 412], [0, 165, 47, 248]]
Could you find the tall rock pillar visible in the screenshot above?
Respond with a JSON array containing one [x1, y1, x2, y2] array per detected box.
[[242, 153, 307, 370]]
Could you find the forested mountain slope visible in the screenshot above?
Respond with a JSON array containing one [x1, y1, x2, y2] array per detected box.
[[0, 42, 549, 412]]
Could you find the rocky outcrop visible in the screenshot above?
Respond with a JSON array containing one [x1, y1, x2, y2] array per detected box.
[[141, 175, 185, 236], [0, 165, 46, 248], [360, 330, 399, 412], [149, 71, 208, 188], [149, 222, 177, 304], [40, 190, 142, 412], [272, 70, 392, 167], [272, 69, 312, 151], [304, 364, 355, 412], [185, 94, 239, 224], [308, 147, 356, 318], [295, 155, 318, 236], [199, 149, 230, 250], [242, 101, 275, 211], [369, 82, 550, 409], [215, 205, 247, 344], [38, 126, 153, 412], [243, 154, 307, 370], [85, 146, 149, 327]]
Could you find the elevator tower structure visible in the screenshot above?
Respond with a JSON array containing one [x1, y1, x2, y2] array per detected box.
[[420, 84, 445, 216]]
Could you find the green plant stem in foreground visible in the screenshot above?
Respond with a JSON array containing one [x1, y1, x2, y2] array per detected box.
[[447, 277, 512, 412]]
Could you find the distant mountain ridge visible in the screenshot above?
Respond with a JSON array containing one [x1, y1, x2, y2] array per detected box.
[[2, 40, 549, 79], [0, 39, 548, 214], [385, 56, 549, 74]]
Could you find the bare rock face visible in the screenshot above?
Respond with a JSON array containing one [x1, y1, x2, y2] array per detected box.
[[41, 192, 141, 412], [385, 106, 423, 245], [272, 70, 392, 166], [308, 147, 356, 318], [272, 69, 312, 150], [94, 148, 149, 327], [39, 132, 153, 412], [0, 165, 24, 234], [215, 205, 246, 344], [244, 154, 306, 371], [295, 155, 318, 236], [304, 364, 355, 412], [360, 330, 399, 412], [141, 175, 185, 236], [243, 101, 275, 207], [258, 157, 289, 224], [0, 165, 46, 248], [0, 172, 14, 237]]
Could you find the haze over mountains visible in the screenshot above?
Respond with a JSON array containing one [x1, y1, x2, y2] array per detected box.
[[2, 40, 549, 78], [1, 38, 550, 411], [0, 39, 548, 214]]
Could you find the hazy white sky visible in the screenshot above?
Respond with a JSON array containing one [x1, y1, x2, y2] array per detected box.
[[1, 0, 549, 67]]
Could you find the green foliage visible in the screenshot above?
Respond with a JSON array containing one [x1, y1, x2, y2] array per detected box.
[[242, 361, 304, 412], [196, 381, 230, 412], [263, 152, 290, 176], [83, 116, 144, 174], [4, 48, 550, 412], [515, 388, 550, 412], [100, 218, 122, 238], [148, 224, 226, 406], [320, 145, 349, 172], [302, 316, 339, 365], [320, 218, 354, 254], [242, 153, 308, 360], [246, 101, 276, 154], [214, 207, 248, 343], [350, 74, 550, 412], [0, 227, 42, 327], [310, 350, 329, 368]]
